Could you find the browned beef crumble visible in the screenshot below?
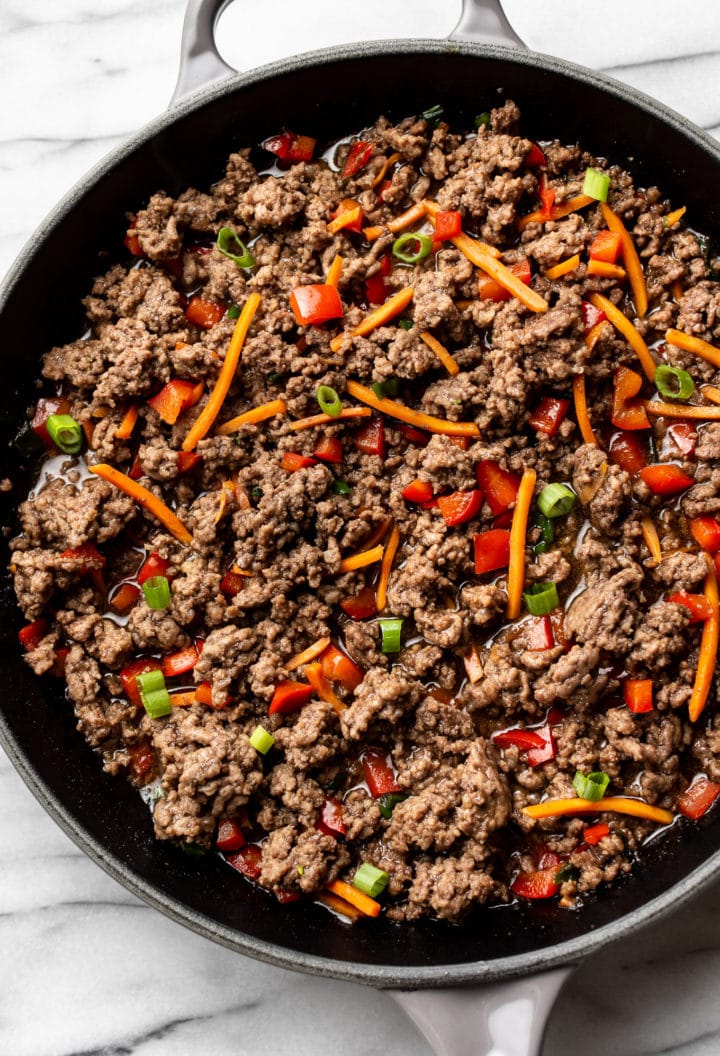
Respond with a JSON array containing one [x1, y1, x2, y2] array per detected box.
[[12, 100, 720, 923]]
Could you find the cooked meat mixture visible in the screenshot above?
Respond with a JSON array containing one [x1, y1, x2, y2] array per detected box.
[[12, 101, 720, 922]]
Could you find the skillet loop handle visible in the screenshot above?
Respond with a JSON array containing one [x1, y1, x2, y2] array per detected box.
[[449, 0, 526, 49], [170, 0, 236, 107], [389, 968, 572, 1056]]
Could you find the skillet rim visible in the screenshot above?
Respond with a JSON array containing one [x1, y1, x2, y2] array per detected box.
[[2, 36, 720, 988]]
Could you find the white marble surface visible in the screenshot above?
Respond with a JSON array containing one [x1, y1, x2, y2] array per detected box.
[[2, 2, 720, 1053]]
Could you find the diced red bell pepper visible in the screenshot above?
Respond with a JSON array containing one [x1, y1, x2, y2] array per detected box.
[[120, 657, 163, 707], [127, 742, 154, 780], [275, 888, 302, 904], [184, 296, 225, 330], [492, 727, 547, 752], [137, 552, 172, 585], [640, 464, 695, 495], [340, 587, 378, 621], [262, 130, 316, 164], [690, 516, 720, 553], [523, 615, 554, 651], [321, 644, 363, 692], [124, 219, 143, 257], [475, 460, 520, 516], [511, 868, 559, 900], [365, 273, 388, 305], [402, 479, 434, 504], [341, 141, 374, 178], [216, 818, 247, 852], [290, 284, 343, 326], [18, 618, 49, 652], [525, 143, 547, 167], [353, 418, 385, 458], [110, 583, 141, 614], [50, 647, 70, 678], [129, 453, 144, 480], [667, 591, 714, 624], [525, 722, 557, 767], [332, 197, 365, 234], [397, 422, 430, 447], [623, 677, 653, 714], [612, 366, 650, 431], [177, 451, 203, 474], [313, 435, 343, 464], [286, 135, 316, 163], [589, 230, 622, 263], [667, 421, 697, 456], [147, 379, 204, 426], [61, 543, 106, 573], [677, 775, 720, 820], [583, 822, 610, 845], [269, 679, 314, 715], [433, 210, 462, 242], [220, 570, 247, 597], [528, 397, 570, 438], [608, 431, 648, 477], [162, 644, 199, 679], [281, 451, 317, 472], [581, 300, 607, 334], [473, 528, 511, 575], [317, 797, 347, 838], [535, 847, 564, 870], [31, 396, 72, 447], [195, 681, 230, 710], [478, 260, 531, 302], [362, 749, 401, 798], [437, 489, 483, 527], [227, 844, 262, 881], [538, 174, 556, 219]]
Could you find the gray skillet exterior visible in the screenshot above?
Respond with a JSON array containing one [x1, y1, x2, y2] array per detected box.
[[2, 36, 720, 990]]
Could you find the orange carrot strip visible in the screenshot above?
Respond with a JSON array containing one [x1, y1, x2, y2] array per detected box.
[[640, 516, 663, 567], [88, 463, 192, 545], [170, 691, 200, 708], [588, 292, 656, 381], [689, 554, 719, 722], [587, 260, 627, 280], [215, 398, 287, 436], [93, 405, 111, 419], [330, 287, 414, 353], [441, 235, 547, 312], [522, 796, 674, 825], [463, 642, 483, 684], [375, 524, 400, 612], [665, 327, 720, 370], [664, 206, 687, 229], [182, 292, 261, 451], [316, 890, 363, 922], [424, 201, 502, 260], [289, 406, 371, 431], [346, 380, 480, 437], [304, 662, 345, 714], [517, 194, 595, 232], [371, 152, 401, 189], [545, 254, 581, 280], [701, 385, 720, 406], [363, 201, 428, 241], [645, 400, 720, 421], [213, 480, 236, 525], [325, 879, 381, 918], [419, 330, 460, 376], [671, 280, 684, 304], [584, 319, 610, 352], [359, 516, 393, 551], [325, 254, 344, 288], [506, 468, 537, 620], [339, 544, 384, 573], [573, 374, 598, 446], [286, 636, 332, 673], [116, 404, 139, 440], [328, 207, 362, 235], [599, 202, 648, 317]]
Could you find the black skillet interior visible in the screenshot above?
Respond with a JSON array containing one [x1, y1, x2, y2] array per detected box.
[[2, 42, 720, 984]]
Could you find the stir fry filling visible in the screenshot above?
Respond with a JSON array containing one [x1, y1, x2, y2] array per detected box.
[[12, 100, 720, 922]]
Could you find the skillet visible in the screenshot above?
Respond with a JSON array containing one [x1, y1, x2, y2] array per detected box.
[[2, 1, 720, 1052]]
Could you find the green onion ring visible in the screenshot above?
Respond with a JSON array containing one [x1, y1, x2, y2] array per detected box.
[[249, 725, 275, 754], [582, 167, 611, 202], [392, 232, 433, 265], [353, 862, 389, 897], [523, 582, 559, 616], [142, 575, 171, 610], [333, 479, 352, 496], [377, 791, 408, 819], [422, 104, 443, 124], [475, 112, 491, 128], [316, 385, 342, 417], [379, 617, 403, 654], [46, 413, 82, 454], [654, 364, 694, 401], [216, 226, 256, 268], [136, 669, 172, 719], [537, 483, 576, 518], [573, 770, 610, 802]]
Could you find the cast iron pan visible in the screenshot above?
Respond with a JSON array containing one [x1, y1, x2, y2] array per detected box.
[[2, 2, 720, 1052]]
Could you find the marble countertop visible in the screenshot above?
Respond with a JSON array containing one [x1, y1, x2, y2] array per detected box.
[[3, 3, 720, 1053]]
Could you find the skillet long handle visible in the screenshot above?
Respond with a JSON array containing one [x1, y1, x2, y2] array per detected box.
[[388, 968, 573, 1056], [449, 0, 527, 49]]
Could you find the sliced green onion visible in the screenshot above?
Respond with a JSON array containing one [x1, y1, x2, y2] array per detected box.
[[142, 575, 171, 610], [250, 485, 262, 500], [46, 414, 82, 454], [316, 385, 342, 417], [392, 232, 433, 265], [399, 319, 414, 331], [136, 669, 172, 719], [582, 167, 610, 203], [353, 862, 389, 898], [13, 421, 44, 457], [533, 541, 550, 556], [573, 770, 610, 802], [475, 111, 491, 128], [267, 371, 283, 383], [371, 378, 399, 399], [379, 617, 403, 654], [227, 303, 241, 319], [250, 725, 275, 754], [524, 581, 559, 616], [422, 104, 443, 124], [654, 364, 694, 401], [216, 227, 255, 268], [378, 791, 408, 819], [182, 841, 208, 857], [334, 479, 352, 495], [536, 513, 555, 544], [554, 863, 580, 884], [537, 483, 576, 518]]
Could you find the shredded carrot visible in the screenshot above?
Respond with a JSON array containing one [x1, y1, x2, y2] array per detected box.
[[359, 516, 393, 551], [645, 399, 720, 421], [572, 374, 598, 446], [588, 292, 656, 381], [584, 319, 610, 352], [671, 280, 684, 304], [88, 463, 193, 545], [215, 398, 286, 436], [170, 690, 200, 708], [545, 254, 581, 280], [346, 380, 480, 437], [330, 287, 414, 353], [517, 194, 595, 232], [522, 796, 674, 825], [640, 516, 663, 567], [463, 642, 483, 684], [599, 202, 648, 317], [665, 327, 720, 370], [701, 384, 720, 406], [116, 404, 139, 440], [328, 206, 362, 235], [689, 554, 719, 722], [506, 468, 537, 620], [371, 152, 401, 189], [339, 544, 384, 573], [213, 480, 235, 524], [182, 292, 261, 451], [304, 662, 345, 714], [289, 406, 371, 431], [419, 330, 459, 376], [440, 232, 547, 312], [286, 636, 332, 672], [316, 890, 363, 922], [325, 254, 344, 288], [375, 524, 400, 612], [82, 420, 95, 449], [325, 879, 381, 918], [664, 205, 687, 229], [231, 565, 253, 576], [424, 201, 502, 260], [587, 259, 627, 280], [363, 201, 429, 241], [93, 405, 111, 419]]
